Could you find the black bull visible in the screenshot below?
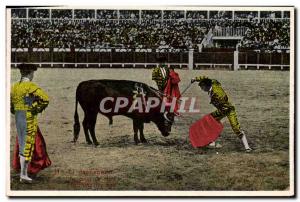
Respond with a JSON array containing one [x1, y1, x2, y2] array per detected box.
[[73, 80, 175, 146]]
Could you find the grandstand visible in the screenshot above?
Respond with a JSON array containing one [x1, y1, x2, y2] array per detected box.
[[10, 8, 291, 70]]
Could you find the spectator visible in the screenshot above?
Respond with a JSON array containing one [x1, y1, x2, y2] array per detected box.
[[11, 9, 290, 52]]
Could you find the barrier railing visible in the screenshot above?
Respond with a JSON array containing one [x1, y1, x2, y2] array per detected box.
[[194, 63, 232, 69], [238, 64, 289, 70], [10, 62, 189, 69], [10, 49, 290, 70]]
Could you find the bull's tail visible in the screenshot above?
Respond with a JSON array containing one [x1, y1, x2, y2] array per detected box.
[[73, 91, 80, 143]]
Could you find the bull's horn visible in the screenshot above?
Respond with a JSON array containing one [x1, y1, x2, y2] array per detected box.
[[163, 112, 172, 123]]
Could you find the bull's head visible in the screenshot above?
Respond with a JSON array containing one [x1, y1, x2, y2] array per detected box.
[[154, 111, 175, 137]]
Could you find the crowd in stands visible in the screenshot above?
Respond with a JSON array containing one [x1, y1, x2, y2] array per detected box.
[[11, 9, 26, 18], [51, 10, 72, 19], [74, 10, 95, 19], [10, 9, 290, 52], [97, 10, 118, 19], [141, 10, 161, 20], [163, 10, 185, 19], [186, 11, 207, 19], [241, 20, 290, 51], [11, 19, 206, 51], [29, 9, 50, 18], [119, 10, 139, 20]]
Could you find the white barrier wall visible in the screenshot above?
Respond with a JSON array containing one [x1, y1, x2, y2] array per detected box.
[[234, 50, 239, 71], [188, 49, 194, 70]]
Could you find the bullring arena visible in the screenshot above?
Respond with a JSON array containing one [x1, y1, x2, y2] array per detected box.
[[8, 7, 293, 193], [10, 68, 290, 191]]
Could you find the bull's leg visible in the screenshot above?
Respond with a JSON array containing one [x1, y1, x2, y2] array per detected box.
[[82, 113, 92, 145], [108, 116, 113, 134], [139, 122, 147, 143], [133, 120, 140, 145], [108, 116, 113, 125], [88, 112, 99, 146]]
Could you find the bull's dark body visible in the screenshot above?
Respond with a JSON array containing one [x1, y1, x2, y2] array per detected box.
[[73, 79, 172, 146]]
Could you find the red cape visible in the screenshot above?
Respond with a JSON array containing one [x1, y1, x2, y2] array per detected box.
[[189, 114, 224, 148], [164, 70, 181, 112], [12, 127, 51, 174]]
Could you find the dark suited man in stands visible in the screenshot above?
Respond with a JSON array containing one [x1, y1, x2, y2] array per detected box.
[[152, 56, 169, 91]]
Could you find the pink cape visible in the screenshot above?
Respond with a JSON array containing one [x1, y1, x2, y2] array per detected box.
[[189, 114, 224, 148], [12, 127, 51, 174]]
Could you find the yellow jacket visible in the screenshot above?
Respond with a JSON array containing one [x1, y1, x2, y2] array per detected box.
[[11, 81, 49, 114], [195, 76, 234, 113], [152, 66, 169, 91]]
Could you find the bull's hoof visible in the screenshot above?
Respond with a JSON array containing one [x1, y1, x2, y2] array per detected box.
[[87, 141, 93, 145], [140, 138, 148, 143], [134, 139, 140, 145], [94, 142, 99, 147]]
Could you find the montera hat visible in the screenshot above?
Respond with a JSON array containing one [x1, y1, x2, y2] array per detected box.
[[17, 63, 38, 72]]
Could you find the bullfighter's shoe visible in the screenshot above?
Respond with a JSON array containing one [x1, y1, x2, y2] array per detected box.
[[208, 141, 222, 148], [239, 131, 252, 152], [19, 156, 32, 183]]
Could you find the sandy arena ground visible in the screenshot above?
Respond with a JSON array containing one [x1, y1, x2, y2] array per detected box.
[[9, 68, 291, 191]]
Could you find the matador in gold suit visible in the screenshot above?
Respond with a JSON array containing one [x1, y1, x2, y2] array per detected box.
[[152, 56, 169, 91], [191, 76, 252, 152], [11, 63, 49, 182]]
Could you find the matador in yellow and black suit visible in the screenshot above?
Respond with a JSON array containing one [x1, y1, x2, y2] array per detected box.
[[11, 81, 49, 161], [191, 76, 252, 152], [11, 63, 49, 182], [152, 56, 169, 91]]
